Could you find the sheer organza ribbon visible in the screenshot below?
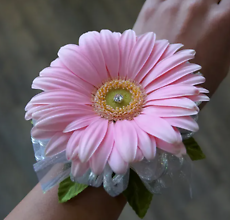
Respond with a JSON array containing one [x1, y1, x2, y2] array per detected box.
[[32, 136, 193, 197]]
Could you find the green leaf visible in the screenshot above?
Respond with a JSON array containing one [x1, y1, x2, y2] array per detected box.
[[123, 169, 153, 219], [58, 177, 88, 203], [183, 137, 206, 161]]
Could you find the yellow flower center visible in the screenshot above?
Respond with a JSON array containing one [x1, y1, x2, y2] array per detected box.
[[93, 79, 146, 121]]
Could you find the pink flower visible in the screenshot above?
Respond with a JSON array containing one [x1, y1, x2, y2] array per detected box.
[[25, 30, 209, 177]]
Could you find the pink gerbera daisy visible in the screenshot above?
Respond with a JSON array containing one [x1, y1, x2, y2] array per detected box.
[[25, 30, 209, 177]]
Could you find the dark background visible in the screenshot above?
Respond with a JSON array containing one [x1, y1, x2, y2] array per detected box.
[[1, 0, 230, 219]]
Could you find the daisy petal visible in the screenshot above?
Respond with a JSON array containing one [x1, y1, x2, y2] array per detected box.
[[78, 118, 108, 162], [134, 148, 144, 162], [58, 45, 102, 87], [90, 122, 114, 175], [50, 58, 64, 67], [113, 32, 122, 41], [145, 63, 201, 93], [145, 97, 199, 110], [79, 31, 108, 82], [31, 127, 56, 139], [66, 130, 83, 160], [174, 74, 206, 86], [135, 40, 169, 83], [25, 94, 42, 111], [108, 145, 128, 174], [142, 49, 196, 87], [45, 132, 71, 156], [128, 32, 156, 80], [134, 114, 178, 144], [160, 43, 183, 60], [114, 120, 137, 163], [32, 76, 89, 93], [134, 122, 156, 160], [71, 159, 89, 178], [146, 85, 199, 101], [25, 105, 47, 120], [163, 116, 199, 132], [189, 94, 210, 102], [99, 30, 120, 79], [79, 31, 100, 42], [142, 105, 198, 117], [156, 138, 186, 157], [39, 67, 94, 95], [32, 105, 93, 121], [34, 111, 83, 131], [30, 90, 91, 105], [119, 29, 136, 78], [172, 127, 182, 143], [64, 115, 100, 133], [198, 87, 209, 94]]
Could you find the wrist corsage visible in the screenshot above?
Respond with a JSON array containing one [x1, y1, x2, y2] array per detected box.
[[25, 29, 209, 218]]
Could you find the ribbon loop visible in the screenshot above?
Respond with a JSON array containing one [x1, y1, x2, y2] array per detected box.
[[103, 165, 130, 197]]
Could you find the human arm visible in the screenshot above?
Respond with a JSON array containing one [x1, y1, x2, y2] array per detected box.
[[5, 1, 230, 220], [133, 0, 230, 97], [5, 183, 126, 220]]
